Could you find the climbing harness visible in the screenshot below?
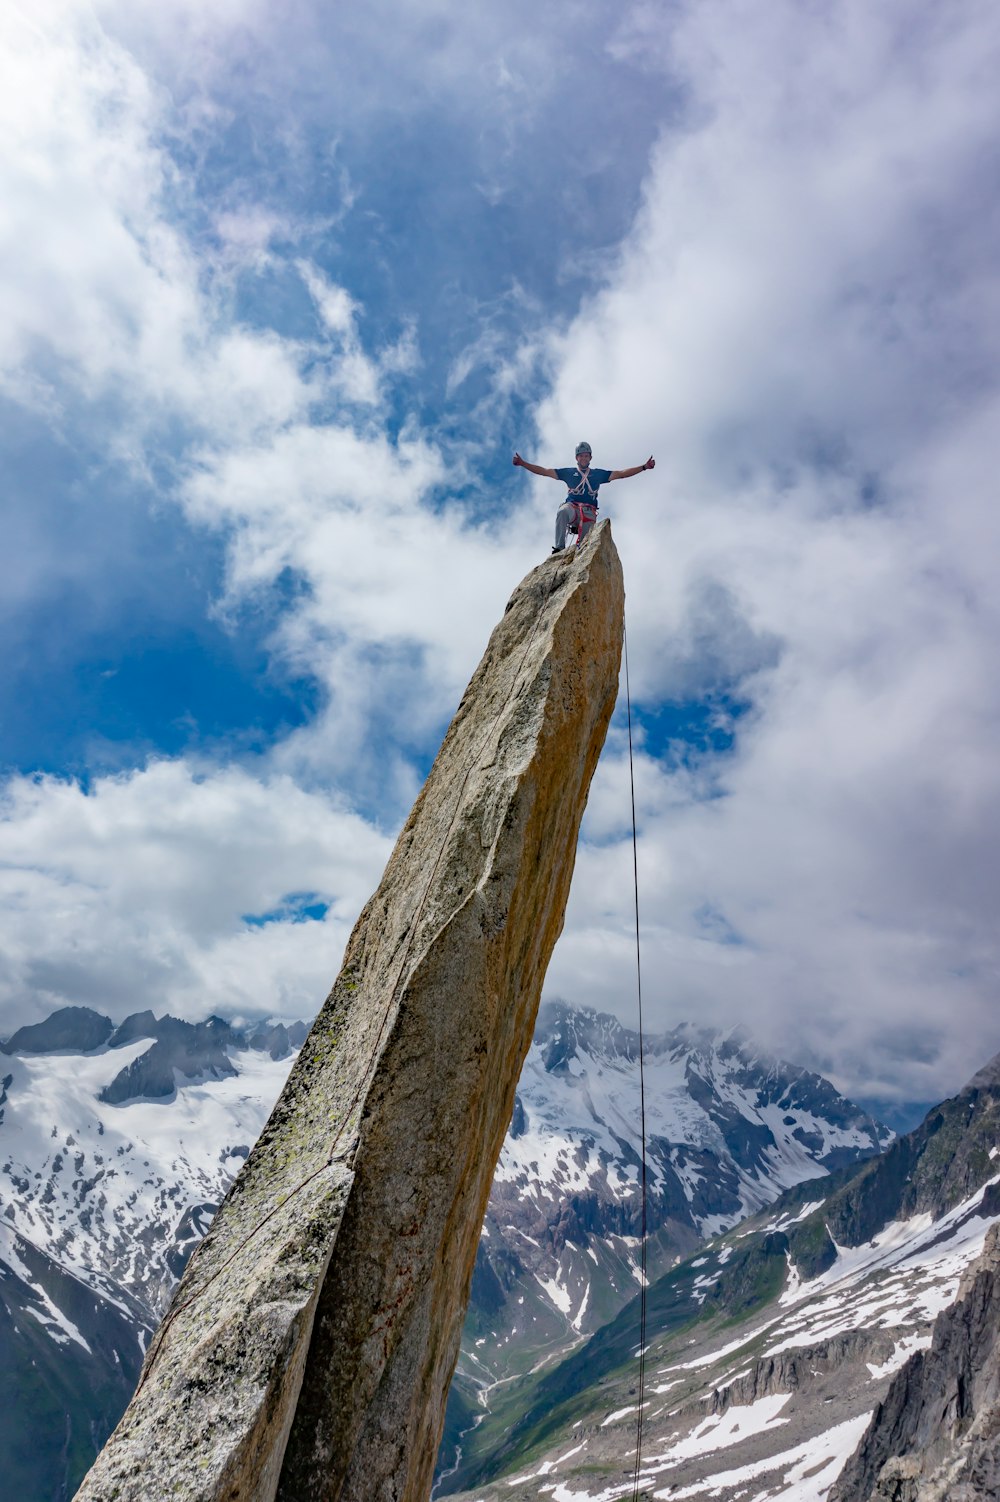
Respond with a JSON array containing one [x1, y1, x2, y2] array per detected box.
[[569, 500, 598, 543], [565, 469, 600, 546], [624, 612, 649, 1502], [565, 468, 599, 502]]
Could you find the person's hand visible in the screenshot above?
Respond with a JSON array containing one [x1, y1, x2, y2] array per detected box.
[[644, 456, 655, 470], [513, 452, 523, 466]]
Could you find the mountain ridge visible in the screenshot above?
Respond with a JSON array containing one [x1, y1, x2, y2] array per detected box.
[[444, 1042, 1000, 1499], [0, 999, 891, 1500], [1, 1003, 309, 1105]]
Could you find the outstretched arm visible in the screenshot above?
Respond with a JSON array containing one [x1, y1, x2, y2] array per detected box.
[[609, 457, 655, 480], [513, 452, 559, 480]]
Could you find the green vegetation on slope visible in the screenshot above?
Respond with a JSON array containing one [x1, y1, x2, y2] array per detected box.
[[453, 1232, 792, 1490]]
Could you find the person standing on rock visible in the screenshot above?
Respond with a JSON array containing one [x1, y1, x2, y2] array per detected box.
[[513, 441, 655, 552]]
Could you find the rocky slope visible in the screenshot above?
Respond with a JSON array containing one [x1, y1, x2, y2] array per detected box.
[[444, 1049, 1000, 1500], [0, 1225, 153, 1502], [832, 1215, 1000, 1501]]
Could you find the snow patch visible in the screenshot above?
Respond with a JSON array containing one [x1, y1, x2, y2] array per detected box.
[[649, 1411, 872, 1499], [644, 1392, 791, 1467], [866, 1333, 930, 1380], [536, 1274, 573, 1317], [676, 1323, 780, 1372], [601, 1403, 641, 1428], [571, 1280, 590, 1332]]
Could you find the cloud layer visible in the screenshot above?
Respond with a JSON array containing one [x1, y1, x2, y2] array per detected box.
[[2, 0, 999, 1117]]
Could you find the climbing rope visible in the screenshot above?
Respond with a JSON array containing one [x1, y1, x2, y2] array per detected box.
[[624, 612, 649, 1502]]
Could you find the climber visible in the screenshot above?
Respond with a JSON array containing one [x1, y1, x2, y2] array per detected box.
[[513, 442, 655, 552]]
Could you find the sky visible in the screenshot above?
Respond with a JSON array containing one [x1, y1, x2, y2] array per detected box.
[[2, 0, 999, 1126]]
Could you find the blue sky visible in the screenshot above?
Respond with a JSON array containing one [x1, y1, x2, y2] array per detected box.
[[2, 0, 1000, 1121]]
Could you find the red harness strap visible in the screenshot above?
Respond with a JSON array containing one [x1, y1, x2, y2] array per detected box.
[[571, 500, 598, 544]]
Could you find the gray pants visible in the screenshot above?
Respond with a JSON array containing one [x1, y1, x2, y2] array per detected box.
[[555, 501, 597, 550]]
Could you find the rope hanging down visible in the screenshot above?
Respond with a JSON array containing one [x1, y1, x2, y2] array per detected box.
[[624, 613, 649, 1502]]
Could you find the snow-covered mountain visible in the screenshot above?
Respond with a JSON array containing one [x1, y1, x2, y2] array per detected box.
[[444, 1051, 1000, 1501], [0, 1011, 302, 1317], [457, 1003, 890, 1399], [0, 1002, 889, 1499], [0, 1009, 301, 1500]]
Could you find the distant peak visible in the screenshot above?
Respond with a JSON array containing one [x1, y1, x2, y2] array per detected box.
[[963, 1049, 1000, 1093], [535, 1001, 637, 1069], [1, 1005, 113, 1056]]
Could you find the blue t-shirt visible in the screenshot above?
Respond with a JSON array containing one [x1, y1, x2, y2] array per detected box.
[[555, 467, 613, 506]]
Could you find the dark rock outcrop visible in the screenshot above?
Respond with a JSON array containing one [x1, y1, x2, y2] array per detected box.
[[832, 1223, 1000, 1502], [75, 524, 624, 1502], [101, 1014, 306, 1097], [99, 1017, 240, 1103], [2, 1005, 113, 1055], [107, 1010, 159, 1047], [709, 1328, 898, 1415], [244, 1021, 294, 1059]]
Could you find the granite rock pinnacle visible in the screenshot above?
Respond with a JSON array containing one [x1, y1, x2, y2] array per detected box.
[[75, 522, 625, 1502]]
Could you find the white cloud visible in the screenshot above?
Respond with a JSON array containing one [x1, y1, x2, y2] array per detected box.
[[0, 761, 391, 1033], [536, 0, 1000, 1105], [89, 0, 619, 156], [175, 418, 541, 791], [0, 3, 321, 442], [297, 260, 382, 405], [0, 0, 552, 1037]]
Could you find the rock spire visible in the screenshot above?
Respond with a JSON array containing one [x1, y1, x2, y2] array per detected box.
[[75, 522, 625, 1502]]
